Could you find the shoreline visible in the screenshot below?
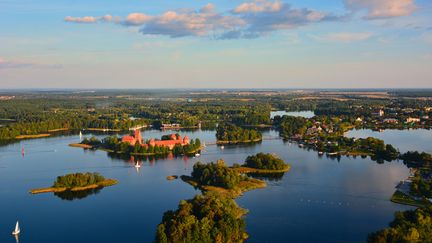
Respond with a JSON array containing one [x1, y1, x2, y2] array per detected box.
[[233, 165, 290, 174], [30, 179, 118, 194], [181, 175, 267, 198], [216, 138, 262, 145], [16, 134, 51, 139]]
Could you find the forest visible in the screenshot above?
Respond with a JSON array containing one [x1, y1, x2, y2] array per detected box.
[[215, 123, 262, 143], [155, 194, 247, 243], [191, 160, 243, 189], [243, 153, 288, 171], [368, 206, 432, 243], [53, 172, 106, 188]]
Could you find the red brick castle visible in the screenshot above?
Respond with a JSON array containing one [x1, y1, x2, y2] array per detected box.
[[122, 129, 189, 149]]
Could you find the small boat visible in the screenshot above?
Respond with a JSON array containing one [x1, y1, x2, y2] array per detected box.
[[220, 146, 224, 150], [12, 221, 20, 235], [79, 131, 83, 140], [134, 162, 141, 168], [318, 151, 324, 155], [195, 153, 200, 157]]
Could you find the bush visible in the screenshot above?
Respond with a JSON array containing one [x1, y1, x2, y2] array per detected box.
[[244, 153, 287, 170]]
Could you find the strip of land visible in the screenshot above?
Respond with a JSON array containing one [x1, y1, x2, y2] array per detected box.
[[30, 179, 118, 194]]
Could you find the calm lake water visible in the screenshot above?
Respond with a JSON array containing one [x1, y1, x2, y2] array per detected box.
[[270, 110, 315, 119], [0, 129, 411, 243], [346, 129, 432, 153]]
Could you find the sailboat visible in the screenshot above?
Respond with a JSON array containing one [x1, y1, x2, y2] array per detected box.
[[79, 131, 83, 141], [12, 221, 20, 235], [134, 162, 141, 168]]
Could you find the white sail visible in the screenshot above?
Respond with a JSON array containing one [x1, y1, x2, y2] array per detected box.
[[12, 221, 20, 235], [79, 131, 83, 140]]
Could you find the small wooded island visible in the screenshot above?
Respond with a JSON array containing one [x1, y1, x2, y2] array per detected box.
[[30, 172, 118, 194], [156, 153, 289, 243], [216, 123, 262, 144]]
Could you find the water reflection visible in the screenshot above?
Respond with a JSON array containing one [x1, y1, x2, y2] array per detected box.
[[247, 172, 286, 181], [54, 187, 103, 201]]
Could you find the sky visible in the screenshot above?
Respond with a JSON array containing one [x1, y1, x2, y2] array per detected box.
[[1, 0, 432, 89]]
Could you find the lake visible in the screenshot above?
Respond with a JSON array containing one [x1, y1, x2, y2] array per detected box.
[[346, 129, 432, 153], [270, 111, 315, 119], [0, 129, 411, 243]]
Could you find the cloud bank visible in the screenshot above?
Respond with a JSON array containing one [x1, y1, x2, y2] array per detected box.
[[64, 0, 417, 39], [345, 0, 416, 19]]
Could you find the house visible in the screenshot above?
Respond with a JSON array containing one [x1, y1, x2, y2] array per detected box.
[[384, 118, 398, 124], [406, 117, 421, 123], [372, 109, 384, 117]]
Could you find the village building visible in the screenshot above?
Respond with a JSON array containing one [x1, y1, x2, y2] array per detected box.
[[121, 129, 189, 149], [384, 118, 398, 124], [406, 117, 421, 123], [372, 109, 384, 117]]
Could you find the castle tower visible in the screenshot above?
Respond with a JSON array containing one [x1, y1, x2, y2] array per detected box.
[[134, 129, 142, 144], [183, 135, 190, 145]]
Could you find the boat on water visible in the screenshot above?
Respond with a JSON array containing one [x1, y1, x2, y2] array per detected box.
[[12, 221, 20, 235], [134, 162, 141, 168], [195, 153, 200, 157], [220, 146, 224, 150]]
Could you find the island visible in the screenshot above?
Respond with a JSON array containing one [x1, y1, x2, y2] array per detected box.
[[30, 172, 118, 194], [155, 193, 248, 243], [216, 123, 262, 144], [73, 129, 202, 157], [156, 154, 290, 242], [233, 152, 290, 174]]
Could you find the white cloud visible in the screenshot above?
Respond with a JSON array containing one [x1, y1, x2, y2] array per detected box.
[[64, 15, 118, 23], [311, 32, 373, 42], [345, 0, 416, 19], [138, 4, 246, 38], [124, 13, 153, 26], [233, 0, 282, 13]]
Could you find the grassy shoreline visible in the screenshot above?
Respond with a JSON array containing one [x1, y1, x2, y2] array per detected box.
[[181, 175, 267, 198], [233, 165, 290, 174], [216, 138, 262, 145], [30, 179, 118, 194], [16, 134, 51, 139], [390, 190, 429, 207]]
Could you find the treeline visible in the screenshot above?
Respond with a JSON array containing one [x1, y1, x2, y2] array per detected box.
[[155, 194, 247, 243], [244, 153, 288, 170], [273, 115, 307, 138], [400, 151, 432, 168], [368, 205, 432, 242], [316, 136, 399, 161], [191, 160, 243, 189], [0, 116, 147, 140], [53, 172, 105, 188], [216, 123, 262, 143]]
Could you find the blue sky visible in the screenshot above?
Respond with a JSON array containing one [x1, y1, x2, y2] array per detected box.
[[1, 0, 431, 88]]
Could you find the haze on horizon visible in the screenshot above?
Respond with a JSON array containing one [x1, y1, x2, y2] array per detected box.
[[1, 0, 432, 89]]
